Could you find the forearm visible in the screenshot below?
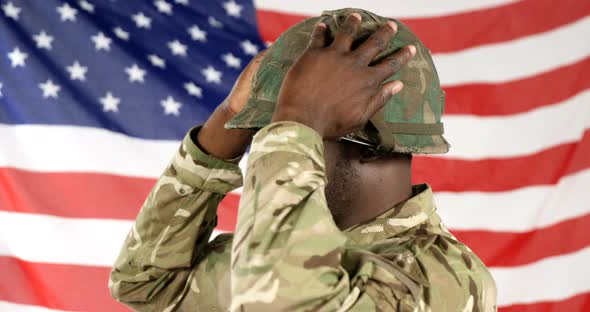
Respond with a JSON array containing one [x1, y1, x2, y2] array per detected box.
[[230, 122, 350, 311], [197, 102, 255, 159], [110, 126, 243, 309]]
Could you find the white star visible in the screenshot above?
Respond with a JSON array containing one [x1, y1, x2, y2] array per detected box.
[[33, 30, 54, 50], [168, 39, 187, 56], [223, 0, 242, 18], [132, 12, 151, 29], [67, 61, 88, 81], [161, 96, 182, 116], [57, 3, 78, 22], [39, 79, 61, 99], [154, 0, 172, 15], [148, 54, 166, 68], [187, 25, 206, 42], [241, 40, 258, 55], [201, 65, 222, 84], [7, 47, 27, 68], [79, 0, 95, 13], [125, 64, 147, 83], [92, 32, 112, 51], [113, 27, 130, 41], [208, 16, 223, 28], [2, 1, 21, 20], [175, 0, 189, 5], [100, 92, 120, 112], [222, 53, 241, 69], [184, 82, 202, 98]]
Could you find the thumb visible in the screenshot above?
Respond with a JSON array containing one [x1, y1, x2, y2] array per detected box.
[[366, 80, 403, 119]]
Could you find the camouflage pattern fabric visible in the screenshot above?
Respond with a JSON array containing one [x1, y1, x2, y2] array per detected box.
[[226, 8, 450, 155], [109, 122, 497, 311]]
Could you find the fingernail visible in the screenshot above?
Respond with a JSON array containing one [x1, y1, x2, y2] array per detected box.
[[391, 81, 404, 93], [350, 13, 362, 21], [316, 22, 326, 28], [408, 45, 416, 55], [387, 21, 397, 32]]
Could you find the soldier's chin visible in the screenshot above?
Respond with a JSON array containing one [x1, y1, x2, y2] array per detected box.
[[324, 158, 360, 220]]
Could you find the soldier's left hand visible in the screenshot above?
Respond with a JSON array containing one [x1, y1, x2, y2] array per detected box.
[[272, 13, 415, 139]]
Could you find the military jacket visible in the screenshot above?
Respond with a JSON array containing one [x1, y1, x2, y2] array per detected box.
[[109, 122, 497, 311]]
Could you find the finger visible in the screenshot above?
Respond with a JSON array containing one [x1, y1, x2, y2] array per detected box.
[[373, 45, 416, 79], [245, 48, 268, 69], [331, 13, 362, 52], [307, 23, 328, 50], [365, 80, 404, 120], [254, 48, 268, 61], [355, 21, 397, 64]]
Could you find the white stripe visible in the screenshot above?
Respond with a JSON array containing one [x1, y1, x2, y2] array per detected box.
[[3, 163, 586, 266], [0, 123, 179, 178], [441, 89, 590, 159], [2, 90, 588, 176], [257, 3, 590, 86], [254, 0, 519, 18], [434, 15, 590, 85], [0, 213, 133, 266], [0, 158, 586, 264], [491, 246, 590, 306], [0, 211, 225, 266], [0, 301, 69, 312], [436, 168, 590, 232], [1, 211, 589, 307]]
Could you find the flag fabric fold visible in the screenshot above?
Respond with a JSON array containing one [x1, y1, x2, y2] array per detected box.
[[0, 0, 589, 311]]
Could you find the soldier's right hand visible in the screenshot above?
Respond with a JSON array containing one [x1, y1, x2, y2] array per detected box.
[[271, 13, 415, 139], [223, 49, 267, 115]]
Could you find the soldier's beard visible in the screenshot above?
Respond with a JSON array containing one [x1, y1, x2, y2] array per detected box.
[[324, 157, 361, 224]]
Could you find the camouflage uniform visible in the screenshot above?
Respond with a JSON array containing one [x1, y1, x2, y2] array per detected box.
[[109, 122, 497, 311]]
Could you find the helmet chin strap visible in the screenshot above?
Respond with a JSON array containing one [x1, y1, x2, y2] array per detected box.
[[337, 136, 376, 148]]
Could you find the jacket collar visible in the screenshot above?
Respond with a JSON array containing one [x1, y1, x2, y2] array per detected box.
[[343, 184, 437, 244]]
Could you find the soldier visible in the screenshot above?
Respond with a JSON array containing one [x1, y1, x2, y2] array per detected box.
[[109, 8, 497, 312]]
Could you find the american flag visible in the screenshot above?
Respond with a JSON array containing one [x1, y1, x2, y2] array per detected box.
[[0, 0, 589, 311]]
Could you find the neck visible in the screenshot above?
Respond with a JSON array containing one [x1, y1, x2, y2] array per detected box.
[[335, 157, 413, 230]]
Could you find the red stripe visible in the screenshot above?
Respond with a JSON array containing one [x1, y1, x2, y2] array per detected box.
[[0, 129, 588, 231], [454, 213, 590, 267], [402, 0, 590, 53], [444, 57, 590, 116], [1, 127, 588, 224], [257, 15, 590, 118], [216, 192, 239, 231], [2, 167, 590, 268], [0, 168, 241, 222], [1, 256, 588, 312], [414, 129, 590, 192], [255, 0, 590, 53], [499, 292, 590, 312], [255, 9, 304, 43], [0, 143, 587, 220], [0, 257, 127, 312], [0, 169, 153, 220], [0, 128, 588, 220]]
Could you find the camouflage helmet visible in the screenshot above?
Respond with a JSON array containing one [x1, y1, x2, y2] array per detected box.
[[226, 8, 450, 154]]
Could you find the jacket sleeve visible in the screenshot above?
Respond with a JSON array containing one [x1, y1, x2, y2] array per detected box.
[[231, 121, 385, 311], [109, 126, 243, 312]]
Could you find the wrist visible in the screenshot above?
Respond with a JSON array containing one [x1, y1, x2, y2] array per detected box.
[[197, 103, 254, 160], [271, 108, 325, 138]]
